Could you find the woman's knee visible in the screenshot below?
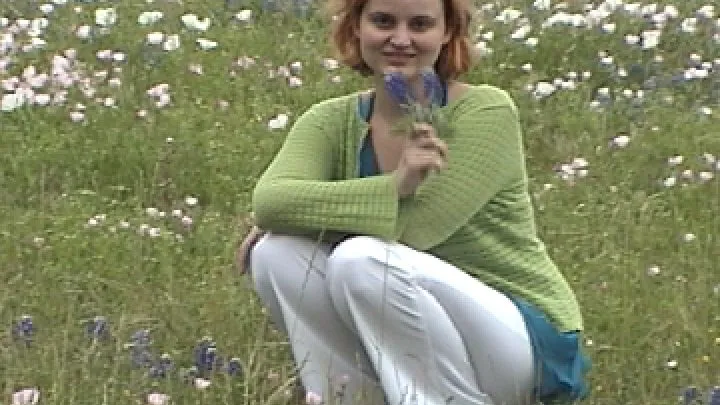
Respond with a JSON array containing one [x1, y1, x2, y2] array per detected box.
[[250, 233, 307, 281], [326, 236, 401, 297]]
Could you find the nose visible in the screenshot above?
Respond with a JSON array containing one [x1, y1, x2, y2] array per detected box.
[[389, 25, 412, 47]]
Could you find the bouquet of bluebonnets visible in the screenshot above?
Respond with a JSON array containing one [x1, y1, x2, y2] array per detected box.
[[383, 67, 452, 138]]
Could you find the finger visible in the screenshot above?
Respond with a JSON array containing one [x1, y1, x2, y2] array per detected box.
[[410, 122, 434, 139], [410, 138, 448, 159], [409, 151, 447, 170]]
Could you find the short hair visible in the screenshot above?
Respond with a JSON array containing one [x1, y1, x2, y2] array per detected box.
[[326, 0, 474, 81]]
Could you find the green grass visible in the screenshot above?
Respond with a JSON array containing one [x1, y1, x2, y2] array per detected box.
[[1, 0, 719, 404]]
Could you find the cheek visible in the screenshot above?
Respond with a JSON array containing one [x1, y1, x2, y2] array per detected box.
[[359, 29, 388, 48]]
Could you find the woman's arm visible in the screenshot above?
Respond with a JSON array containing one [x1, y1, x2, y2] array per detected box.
[[252, 100, 401, 240], [394, 87, 527, 250]]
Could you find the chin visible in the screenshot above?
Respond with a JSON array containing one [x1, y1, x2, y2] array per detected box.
[[381, 64, 421, 79]]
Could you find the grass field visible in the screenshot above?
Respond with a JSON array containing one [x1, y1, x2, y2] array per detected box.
[[1, 0, 719, 404]]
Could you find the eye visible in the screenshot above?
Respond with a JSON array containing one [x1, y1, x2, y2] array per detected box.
[[409, 16, 435, 31], [369, 13, 394, 29]]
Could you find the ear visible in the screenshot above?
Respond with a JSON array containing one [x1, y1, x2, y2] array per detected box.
[[442, 30, 451, 45], [441, 21, 452, 44]]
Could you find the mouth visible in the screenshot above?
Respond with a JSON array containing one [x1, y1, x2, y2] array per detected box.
[[383, 52, 415, 58], [383, 53, 415, 65]]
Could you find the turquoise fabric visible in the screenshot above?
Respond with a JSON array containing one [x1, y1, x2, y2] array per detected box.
[[356, 84, 591, 403], [511, 298, 592, 403]]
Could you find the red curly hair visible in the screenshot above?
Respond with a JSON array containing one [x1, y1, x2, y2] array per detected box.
[[326, 0, 474, 81]]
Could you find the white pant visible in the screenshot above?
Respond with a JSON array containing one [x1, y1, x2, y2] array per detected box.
[[250, 234, 536, 405]]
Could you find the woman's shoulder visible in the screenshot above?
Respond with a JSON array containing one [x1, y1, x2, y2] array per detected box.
[[303, 91, 363, 117], [450, 82, 519, 112]]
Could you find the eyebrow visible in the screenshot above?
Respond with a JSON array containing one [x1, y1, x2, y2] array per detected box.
[[367, 11, 438, 21]]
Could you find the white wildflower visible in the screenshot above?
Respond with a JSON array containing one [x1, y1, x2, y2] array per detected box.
[[1, 93, 26, 112], [647, 265, 661, 276], [146, 393, 170, 405], [185, 196, 198, 207], [12, 388, 40, 405], [40, 4, 55, 15], [662, 176, 677, 187], [95, 8, 117, 27], [698, 171, 714, 182], [181, 14, 211, 31], [196, 38, 217, 50], [69, 111, 84, 122], [146, 32, 164, 45], [163, 34, 181, 51], [532, 82, 556, 99], [322, 58, 339, 70], [234, 10, 253, 23], [76, 25, 92, 39], [667, 155, 684, 166], [193, 378, 211, 389], [138, 11, 164, 25], [608, 133, 629, 148], [289, 61, 303, 75], [268, 113, 289, 130], [288, 76, 303, 88]]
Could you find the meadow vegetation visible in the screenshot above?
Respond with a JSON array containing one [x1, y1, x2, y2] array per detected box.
[[0, 0, 719, 404]]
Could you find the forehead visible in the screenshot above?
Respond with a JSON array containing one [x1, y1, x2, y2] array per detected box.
[[362, 0, 445, 16]]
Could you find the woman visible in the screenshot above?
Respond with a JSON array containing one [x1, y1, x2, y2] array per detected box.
[[237, 0, 591, 403]]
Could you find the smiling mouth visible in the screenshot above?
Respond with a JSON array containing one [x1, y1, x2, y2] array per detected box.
[[384, 53, 415, 58]]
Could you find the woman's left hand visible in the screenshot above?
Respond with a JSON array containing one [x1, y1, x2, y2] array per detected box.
[[236, 213, 265, 275]]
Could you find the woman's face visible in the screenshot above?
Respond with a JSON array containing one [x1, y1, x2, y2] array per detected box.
[[354, 0, 451, 80]]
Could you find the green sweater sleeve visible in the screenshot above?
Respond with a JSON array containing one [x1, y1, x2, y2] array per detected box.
[[252, 100, 401, 239], [395, 87, 526, 250]]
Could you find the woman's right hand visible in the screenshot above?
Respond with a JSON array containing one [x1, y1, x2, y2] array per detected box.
[[392, 122, 449, 198]]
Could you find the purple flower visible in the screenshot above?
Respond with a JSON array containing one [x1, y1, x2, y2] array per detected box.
[[421, 68, 443, 106], [682, 386, 699, 404], [709, 386, 720, 405], [383, 71, 411, 106], [194, 337, 223, 375], [127, 329, 153, 368], [130, 346, 153, 368], [226, 357, 244, 377], [12, 315, 34, 346], [130, 329, 152, 346], [86, 316, 110, 340], [149, 353, 174, 378]]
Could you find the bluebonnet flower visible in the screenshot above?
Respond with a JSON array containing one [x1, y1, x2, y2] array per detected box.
[[708, 386, 720, 405], [421, 67, 444, 107], [86, 316, 110, 340], [12, 315, 34, 346], [131, 329, 152, 346], [383, 67, 450, 137], [149, 353, 174, 378], [126, 329, 153, 368], [384, 70, 412, 106], [226, 357, 244, 377], [194, 336, 223, 375], [682, 386, 699, 404]]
